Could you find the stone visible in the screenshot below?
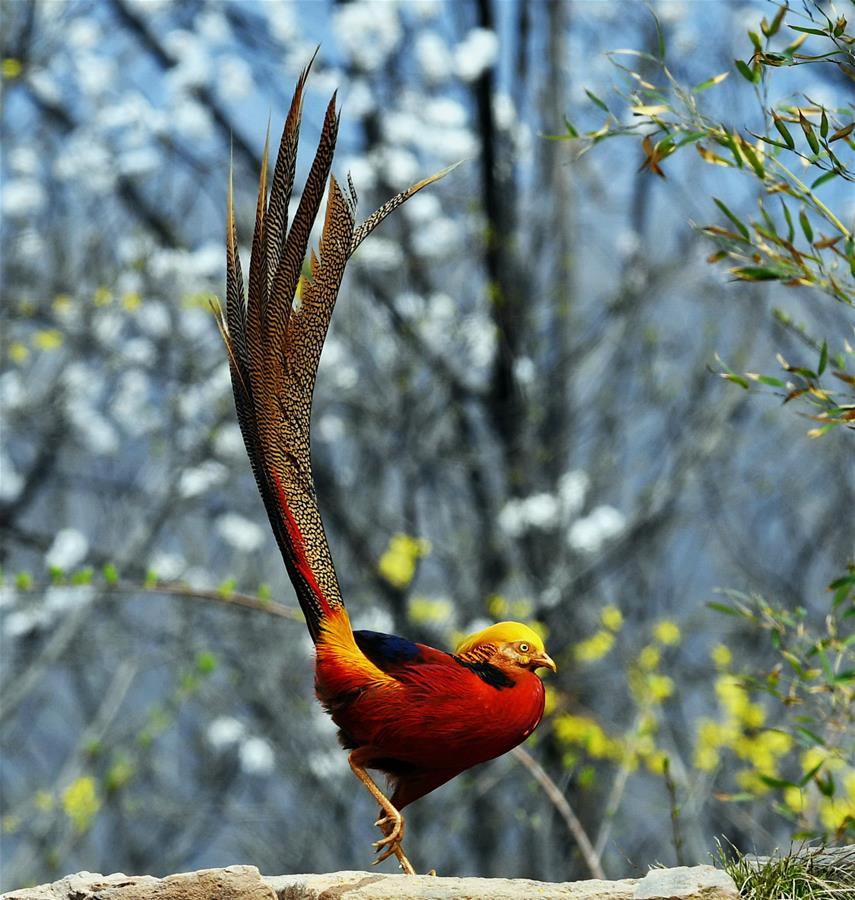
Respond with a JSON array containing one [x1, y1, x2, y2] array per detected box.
[[633, 865, 739, 900], [1, 865, 275, 900], [2, 865, 740, 900]]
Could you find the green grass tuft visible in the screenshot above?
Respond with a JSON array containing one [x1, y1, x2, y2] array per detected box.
[[717, 842, 855, 900]]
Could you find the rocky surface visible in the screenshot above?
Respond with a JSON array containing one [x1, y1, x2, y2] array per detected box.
[[2, 864, 740, 900]]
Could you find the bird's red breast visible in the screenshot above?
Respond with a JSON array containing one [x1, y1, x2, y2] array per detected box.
[[314, 607, 546, 807]]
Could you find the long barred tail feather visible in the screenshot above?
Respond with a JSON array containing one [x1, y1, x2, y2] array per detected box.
[[217, 57, 456, 642]]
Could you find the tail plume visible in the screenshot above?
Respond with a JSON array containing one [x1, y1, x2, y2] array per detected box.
[[217, 58, 455, 641]]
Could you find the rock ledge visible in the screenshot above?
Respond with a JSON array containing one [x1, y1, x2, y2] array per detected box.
[[3, 864, 739, 900]]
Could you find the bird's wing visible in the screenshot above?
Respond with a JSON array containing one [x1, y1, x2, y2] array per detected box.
[[217, 58, 455, 641]]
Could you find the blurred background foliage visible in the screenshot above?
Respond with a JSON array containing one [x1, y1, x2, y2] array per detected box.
[[0, 0, 852, 890]]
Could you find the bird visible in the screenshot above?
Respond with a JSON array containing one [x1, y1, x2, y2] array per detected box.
[[216, 56, 556, 876]]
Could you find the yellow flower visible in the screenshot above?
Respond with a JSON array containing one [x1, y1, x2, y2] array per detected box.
[[2, 58, 23, 79], [601, 605, 623, 631], [408, 596, 453, 625], [645, 751, 669, 775], [62, 776, 101, 833], [736, 768, 771, 795], [511, 598, 533, 618], [8, 342, 29, 364], [574, 629, 614, 662], [93, 286, 113, 306], [654, 620, 681, 645], [53, 294, 73, 314], [647, 674, 674, 702], [543, 684, 559, 716], [378, 533, 430, 589], [711, 644, 732, 667], [694, 744, 720, 771], [639, 645, 660, 671], [33, 329, 63, 350], [34, 790, 54, 812], [487, 594, 508, 617], [819, 795, 855, 831], [783, 786, 804, 812], [122, 291, 141, 311]]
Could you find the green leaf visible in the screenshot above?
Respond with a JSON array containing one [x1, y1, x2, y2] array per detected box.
[[739, 140, 765, 178], [564, 116, 579, 138], [707, 602, 741, 616], [811, 169, 838, 189], [818, 341, 828, 376], [799, 113, 820, 154], [799, 208, 814, 243], [196, 651, 218, 674], [781, 199, 795, 243], [730, 265, 788, 281], [15, 571, 33, 590], [71, 567, 94, 586], [693, 72, 729, 93], [103, 562, 119, 585], [795, 729, 825, 750], [788, 25, 828, 36], [735, 59, 757, 83], [585, 89, 609, 113], [759, 774, 798, 790], [773, 116, 795, 149], [820, 108, 828, 139], [714, 198, 750, 239], [815, 770, 835, 798]]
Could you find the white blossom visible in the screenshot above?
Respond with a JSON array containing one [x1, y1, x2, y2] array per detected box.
[[334, 1, 402, 72], [4, 608, 51, 639], [514, 356, 536, 386], [2, 180, 47, 218], [426, 97, 467, 129], [8, 146, 38, 175], [207, 716, 245, 749], [172, 98, 213, 139], [412, 216, 461, 259], [0, 452, 23, 501], [402, 191, 441, 225], [213, 424, 245, 459], [352, 237, 403, 271], [216, 513, 266, 553], [44, 585, 94, 614], [239, 737, 275, 775], [178, 461, 228, 499], [148, 551, 186, 581], [567, 505, 626, 555], [415, 31, 452, 83], [307, 747, 348, 779], [454, 28, 498, 82], [558, 470, 590, 518], [45, 528, 89, 571], [217, 55, 253, 100], [498, 493, 560, 537]]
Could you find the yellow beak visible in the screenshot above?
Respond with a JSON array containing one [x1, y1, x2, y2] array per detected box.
[[532, 651, 557, 673]]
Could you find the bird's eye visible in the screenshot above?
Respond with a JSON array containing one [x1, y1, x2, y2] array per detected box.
[[519, 642, 530, 653]]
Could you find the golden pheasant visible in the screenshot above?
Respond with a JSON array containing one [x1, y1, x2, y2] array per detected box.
[[217, 58, 555, 875]]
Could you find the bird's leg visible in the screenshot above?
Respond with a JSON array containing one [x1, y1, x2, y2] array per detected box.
[[348, 750, 416, 875]]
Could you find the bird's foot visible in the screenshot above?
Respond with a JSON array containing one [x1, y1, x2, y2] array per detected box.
[[372, 811, 404, 848], [371, 810, 415, 873]]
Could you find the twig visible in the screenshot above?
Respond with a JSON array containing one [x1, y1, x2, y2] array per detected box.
[[663, 757, 686, 866], [511, 745, 605, 879]]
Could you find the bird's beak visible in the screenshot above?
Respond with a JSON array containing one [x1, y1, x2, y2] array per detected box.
[[532, 652, 557, 673]]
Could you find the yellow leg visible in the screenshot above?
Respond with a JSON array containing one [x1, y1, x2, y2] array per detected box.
[[348, 750, 416, 875]]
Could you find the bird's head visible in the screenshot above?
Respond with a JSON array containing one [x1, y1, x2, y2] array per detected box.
[[456, 621, 557, 674]]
